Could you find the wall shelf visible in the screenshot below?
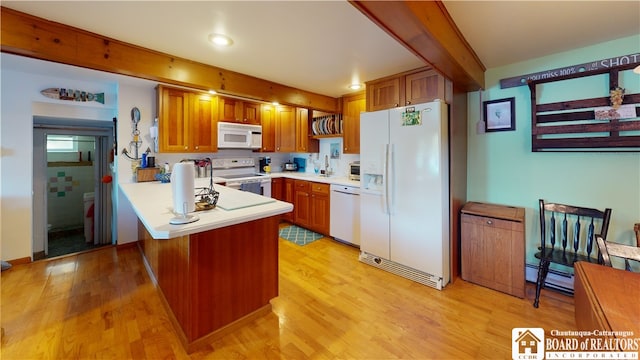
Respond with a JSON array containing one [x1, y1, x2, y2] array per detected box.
[[527, 63, 640, 152]]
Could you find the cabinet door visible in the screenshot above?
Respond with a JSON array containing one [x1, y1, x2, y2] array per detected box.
[[405, 69, 445, 105], [367, 77, 402, 111], [342, 91, 365, 154], [218, 97, 238, 123], [260, 105, 276, 152], [275, 105, 296, 152], [310, 182, 330, 235], [293, 180, 310, 227], [158, 85, 190, 152], [283, 178, 294, 222], [242, 102, 261, 124], [271, 178, 284, 201], [295, 107, 318, 153], [191, 93, 217, 152]]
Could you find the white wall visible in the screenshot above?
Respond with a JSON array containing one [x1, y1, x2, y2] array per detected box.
[[0, 53, 158, 260], [1, 61, 117, 260]]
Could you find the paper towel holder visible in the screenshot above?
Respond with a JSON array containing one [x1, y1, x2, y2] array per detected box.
[[170, 201, 199, 225]]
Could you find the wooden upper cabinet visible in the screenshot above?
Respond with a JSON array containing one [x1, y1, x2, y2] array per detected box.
[[242, 102, 261, 124], [218, 97, 261, 124], [260, 105, 276, 152], [158, 85, 190, 152], [157, 85, 217, 153], [191, 93, 218, 152], [366, 67, 447, 111], [275, 105, 296, 152], [295, 108, 318, 153], [342, 91, 365, 154], [405, 69, 445, 105], [367, 77, 403, 111]]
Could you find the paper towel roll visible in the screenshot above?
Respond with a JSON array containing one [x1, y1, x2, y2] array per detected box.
[[171, 162, 195, 214]]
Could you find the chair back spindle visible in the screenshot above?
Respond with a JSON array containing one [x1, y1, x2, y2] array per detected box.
[[533, 199, 612, 308]]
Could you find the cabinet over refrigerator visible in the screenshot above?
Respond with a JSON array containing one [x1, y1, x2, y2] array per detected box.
[[359, 100, 449, 290]]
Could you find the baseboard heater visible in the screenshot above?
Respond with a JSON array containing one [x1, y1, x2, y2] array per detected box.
[[525, 263, 574, 295], [359, 252, 443, 290]]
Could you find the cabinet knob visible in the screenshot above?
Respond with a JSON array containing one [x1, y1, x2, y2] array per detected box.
[[394, 103, 399, 107], [195, 146, 199, 150], [184, 146, 188, 150], [486, 220, 493, 225], [406, 101, 411, 105]]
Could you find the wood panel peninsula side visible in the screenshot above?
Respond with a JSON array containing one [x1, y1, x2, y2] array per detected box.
[[119, 180, 293, 352]]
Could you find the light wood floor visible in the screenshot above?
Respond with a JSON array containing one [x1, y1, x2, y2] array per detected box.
[[1, 234, 575, 359]]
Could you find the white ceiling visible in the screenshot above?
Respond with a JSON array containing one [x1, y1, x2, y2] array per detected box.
[[2, 1, 639, 97]]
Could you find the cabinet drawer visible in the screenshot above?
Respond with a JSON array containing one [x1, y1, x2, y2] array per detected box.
[[310, 182, 329, 195], [294, 180, 310, 191], [461, 214, 523, 231]]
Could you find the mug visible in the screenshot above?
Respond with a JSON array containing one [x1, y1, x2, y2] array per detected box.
[[263, 165, 271, 173]]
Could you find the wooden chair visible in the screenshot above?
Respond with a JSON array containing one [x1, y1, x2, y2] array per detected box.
[[533, 199, 612, 308], [596, 235, 640, 270]]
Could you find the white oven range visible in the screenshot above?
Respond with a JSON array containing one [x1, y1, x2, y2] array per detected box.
[[211, 157, 271, 197]]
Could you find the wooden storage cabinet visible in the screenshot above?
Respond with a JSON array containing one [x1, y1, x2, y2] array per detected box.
[[309, 182, 330, 235], [283, 178, 294, 222], [341, 91, 365, 154], [157, 85, 217, 153], [461, 202, 525, 298], [260, 105, 276, 152], [366, 67, 446, 111], [218, 97, 261, 124], [274, 105, 296, 152], [367, 77, 402, 111], [293, 180, 311, 227], [405, 69, 445, 106]]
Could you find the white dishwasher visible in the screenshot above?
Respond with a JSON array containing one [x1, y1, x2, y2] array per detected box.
[[330, 184, 360, 246]]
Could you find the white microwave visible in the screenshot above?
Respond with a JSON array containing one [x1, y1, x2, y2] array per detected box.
[[218, 122, 262, 149]]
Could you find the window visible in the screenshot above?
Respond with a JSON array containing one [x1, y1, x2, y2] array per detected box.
[[47, 135, 78, 152]]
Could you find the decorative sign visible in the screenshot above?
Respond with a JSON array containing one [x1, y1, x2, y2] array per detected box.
[[41, 87, 105, 104], [594, 104, 637, 120], [402, 107, 421, 126], [500, 53, 640, 89]]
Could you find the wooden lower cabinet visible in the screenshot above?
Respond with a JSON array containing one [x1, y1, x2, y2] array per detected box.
[[461, 202, 525, 298], [138, 216, 279, 352], [309, 182, 330, 235], [272, 178, 330, 235], [293, 180, 311, 227]]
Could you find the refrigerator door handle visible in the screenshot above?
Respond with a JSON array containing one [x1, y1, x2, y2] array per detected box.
[[383, 143, 390, 214], [388, 143, 394, 214]]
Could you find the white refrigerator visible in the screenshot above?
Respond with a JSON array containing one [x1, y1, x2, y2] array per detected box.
[[359, 100, 449, 290]]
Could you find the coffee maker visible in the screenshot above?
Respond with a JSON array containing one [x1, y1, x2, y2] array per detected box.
[[258, 156, 271, 173]]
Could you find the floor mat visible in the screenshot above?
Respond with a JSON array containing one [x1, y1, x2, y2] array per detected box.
[[279, 225, 323, 246]]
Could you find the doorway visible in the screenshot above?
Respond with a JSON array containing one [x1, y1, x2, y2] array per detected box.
[[33, 118, 115, 260]]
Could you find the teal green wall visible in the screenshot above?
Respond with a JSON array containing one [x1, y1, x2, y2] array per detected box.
[[467, 35, 640, 266]]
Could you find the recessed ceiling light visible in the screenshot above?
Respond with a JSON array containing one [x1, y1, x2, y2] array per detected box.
[[208, 90, 217, 95], [271, 102, 280, 106], [208, 33, 233, 47], [348, 83, 362, 90]]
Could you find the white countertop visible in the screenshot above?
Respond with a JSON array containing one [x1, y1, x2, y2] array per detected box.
[[120, 178, 293, 239], [268, 172, 361, 187]]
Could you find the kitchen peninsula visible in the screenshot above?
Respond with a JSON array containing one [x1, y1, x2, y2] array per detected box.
[[119, 178, 293, 352]]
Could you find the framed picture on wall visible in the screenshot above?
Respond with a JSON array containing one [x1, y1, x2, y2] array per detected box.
[[484, 97, 515, 132]]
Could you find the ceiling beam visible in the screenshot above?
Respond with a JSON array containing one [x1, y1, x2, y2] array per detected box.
[[349, 1, 485, 92], [0, 7, 338, 112]]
